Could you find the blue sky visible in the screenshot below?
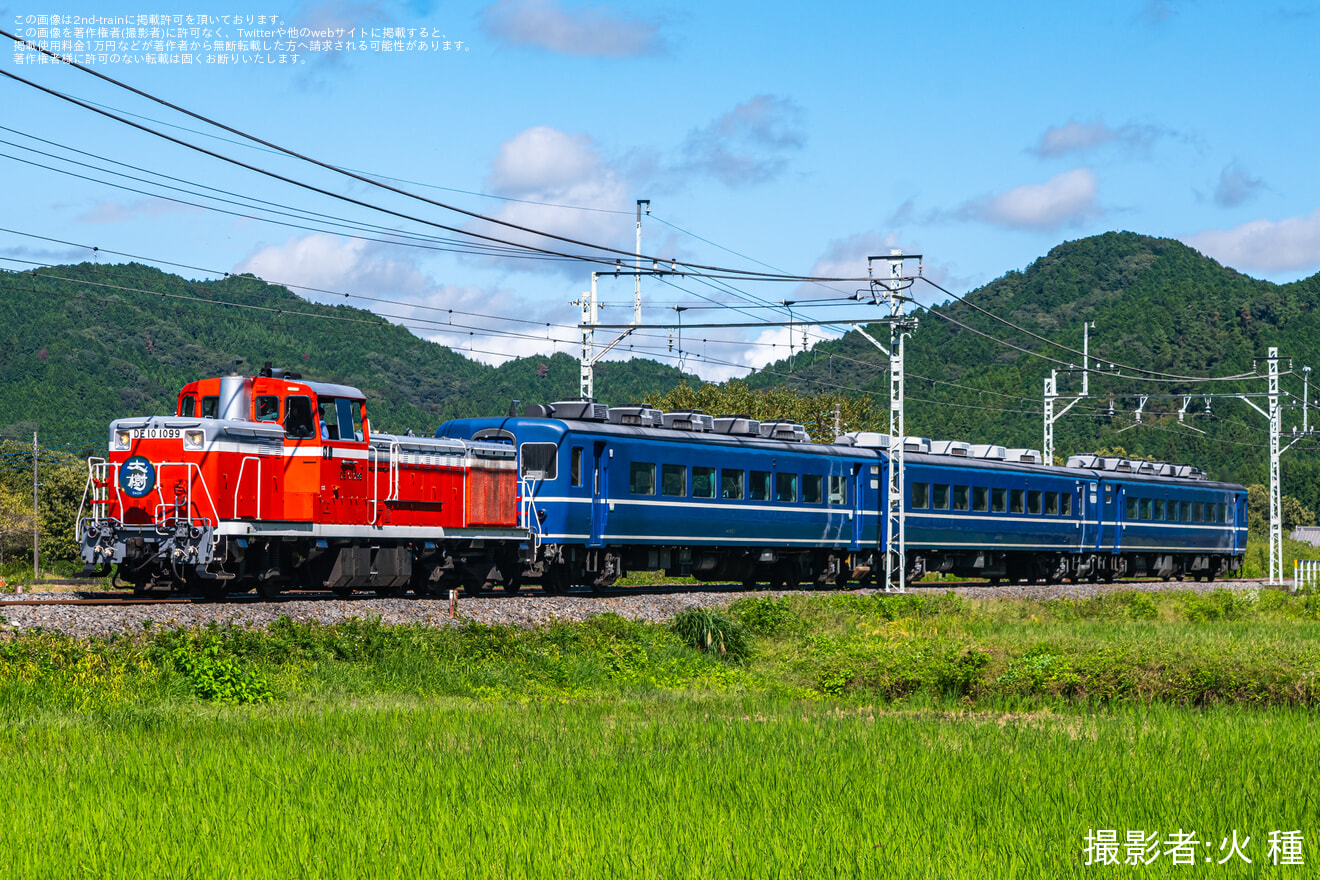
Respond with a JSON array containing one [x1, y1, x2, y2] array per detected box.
[[3, 0, 1318, 381]]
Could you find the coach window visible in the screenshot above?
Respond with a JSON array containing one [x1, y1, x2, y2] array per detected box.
[[693, 466, 715, 499], [630, 462, 656, 495], [255, 396, 280, 423], [721, 469, 744, 500], [201, 396, 219, 419], [1153, 500, 1165, 521], [1027, 490, 1041, 515], [180, 396, 196, 417], [750, 470, 771, 501], [1010, 489, 1025, 514], [1182, 501, 1193, 523], [991, 488, 1007, 513], [911, 482, 929, 509], [776, 472, 798, 503], [284, 396, 315, 440], [828, 475, 847, 505], [973, 486, 989, 512], [1126, 496, 1139, 519], [953, 485, 969, 512], [521, 443, 558, 480], [1139, 498, 1153, 520], [1216, 502, 1227, 524], [932, 484, 949, 510], [662, 464, 686, 497], [803, 474, 824, 504], [1061, 493, 1073, 517], [1045, 492, 1059, 515], [570, 448, 583, 487], [1192, 501, 1204, 523]]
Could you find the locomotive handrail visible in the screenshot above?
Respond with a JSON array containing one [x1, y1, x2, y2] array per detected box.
[[156, 462, 221, 531], [75, 457, 110, 540], [233, 456, 263, 519]]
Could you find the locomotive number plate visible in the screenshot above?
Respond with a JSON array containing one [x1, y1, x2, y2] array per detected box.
[[131, 428, 181, 439]]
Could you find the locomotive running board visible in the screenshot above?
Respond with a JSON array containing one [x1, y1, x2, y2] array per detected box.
[[214, 522, 526, 540]]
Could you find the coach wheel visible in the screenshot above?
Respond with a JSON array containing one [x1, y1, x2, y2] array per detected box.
[[542, 566, 570, 595], [501, 575, 522, 595]]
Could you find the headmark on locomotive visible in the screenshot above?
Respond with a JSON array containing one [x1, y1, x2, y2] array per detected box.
[[78, 365, 521, 596]]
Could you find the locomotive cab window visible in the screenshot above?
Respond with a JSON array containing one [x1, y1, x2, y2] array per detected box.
[[827, 475, 847, 505], [201, 396, 219, 419], [973, 486, 988, 512], [255, 395, 280, 423], [179, 396, 196, 417], [630, 462, 656, 495], [911, 482, 929, 508], [721, 469, 744, 500], [750, 470, 771, 501], [320, 397, 364, 442], [1027, 490, 1041, 515], [662, 464, 686, 497], [570, 448, 583, 487], [284, 396, 315, 440], [952, 485, 969, 511], [803, 474, 823, 504], [932, 484, 949, 510], [520, 443, 558, 480], [775, 472, 798, 503], [693, 466, 715, 499], [991, 488, 1007, 513]]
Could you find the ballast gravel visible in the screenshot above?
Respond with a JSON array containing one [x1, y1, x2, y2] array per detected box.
[[0, 579, 1278, 639]]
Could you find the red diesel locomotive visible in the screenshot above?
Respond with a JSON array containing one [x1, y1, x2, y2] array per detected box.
[[78, 366, 525, 596]]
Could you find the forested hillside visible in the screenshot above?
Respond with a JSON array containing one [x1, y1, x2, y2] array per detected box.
[[7, 233, 1320, 512], [748, 232, 1320, 511], [0, 262, 694, 448]]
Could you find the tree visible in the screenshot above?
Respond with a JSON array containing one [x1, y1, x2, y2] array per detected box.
[[1246, 484, 1316, 535], [0, 481, 32, 564]]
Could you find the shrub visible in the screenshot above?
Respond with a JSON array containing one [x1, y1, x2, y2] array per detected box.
[[670, 609, 748, 662], [729, 597, 796, 636]]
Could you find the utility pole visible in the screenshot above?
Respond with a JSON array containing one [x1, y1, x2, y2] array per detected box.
[[32, 429, 39, 581], [577, 273, 598, 399], [1043, 321, 1094, 463], [634, 199, 649, 327]]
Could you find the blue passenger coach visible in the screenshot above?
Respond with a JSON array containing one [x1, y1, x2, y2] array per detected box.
[[438, 402, 1247, 591], [438, 402, 884, 590]]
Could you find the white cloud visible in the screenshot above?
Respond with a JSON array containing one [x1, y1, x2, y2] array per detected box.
[[676, 95, 806, 187], [958, 168, 1101, 231], [474, 125, 633, 273], [76, 198, 199, 224], [235, 232, 569, 365], [479, 0, 664, 57], [1184, 208, 1320, 275], [1213, 160, 1266, 208], [1030, 119, 1166, 158]]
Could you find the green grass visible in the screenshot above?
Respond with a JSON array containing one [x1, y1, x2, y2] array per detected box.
[[1, 698, 1314, 878], [2, 592, 1318, 877]]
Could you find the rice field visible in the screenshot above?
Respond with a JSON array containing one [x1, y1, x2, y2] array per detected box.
[[1, 699, 1314, 879], [1, 589, 1318, 878]]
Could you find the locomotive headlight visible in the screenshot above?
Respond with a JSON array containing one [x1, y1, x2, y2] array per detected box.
[[114, 430, 131, 449], [183, 430, 205, 450]]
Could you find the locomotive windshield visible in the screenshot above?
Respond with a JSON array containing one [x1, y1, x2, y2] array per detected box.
[[319, 397, 364, 442]]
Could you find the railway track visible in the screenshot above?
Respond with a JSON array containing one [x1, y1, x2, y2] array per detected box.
[[0, 577, 1271, 608]]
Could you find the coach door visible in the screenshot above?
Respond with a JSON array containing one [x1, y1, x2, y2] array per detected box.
[[1078, 481, 1097, 552], [589, 440, 609, 547], [849, 463, 865, 550]]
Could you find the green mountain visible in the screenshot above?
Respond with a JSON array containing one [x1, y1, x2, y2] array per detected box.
[[0, 262, 695, 448], [748, 231, 1320, 510]]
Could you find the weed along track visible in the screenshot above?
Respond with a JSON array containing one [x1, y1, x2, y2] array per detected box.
[[0, 578, 1286, 638]]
